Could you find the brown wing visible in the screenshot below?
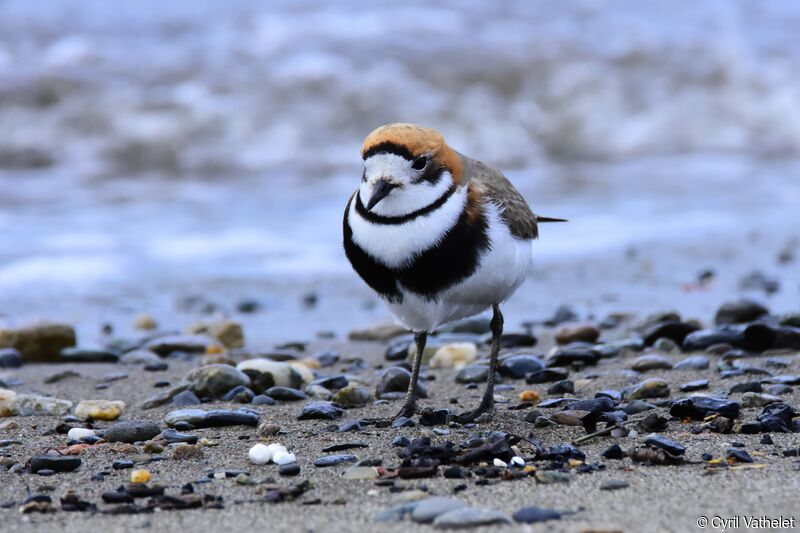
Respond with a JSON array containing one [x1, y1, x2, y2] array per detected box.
[[462, 155, 539, 240]]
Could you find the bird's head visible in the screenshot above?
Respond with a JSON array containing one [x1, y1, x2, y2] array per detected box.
[[358, 123, 464, 216]]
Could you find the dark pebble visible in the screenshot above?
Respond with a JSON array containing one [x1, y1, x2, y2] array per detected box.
[[265, 386, 306, 401], [443, 466, 465, 479], [392, 416, 415, 428], [499, 333, 537, 348], [172, 390, 202, 407], [222, 386, 255, 403], [729, 382, 762, 393], [548, 380, 575, 395], [144, 362, 168, 372], [252, 394, 276, 406], [680, 379, 710, 392], [112, 460, 134, 470], [376, 367, 428, 398], [0, 348, 22, 368], [314, 454, 357, 467], [547, 343, 600, 367], [298, 401, 343, 420], [525, 367, 569, 384], [153, 381, 171, 388], [160, 429, 198, 445], [310, 374, 349, 390], [499, 355, 544, 379], [715, 299, 769, 325], [512, 506, 562, 524], [726, 448, 753, 463], [595, 390, 622, 401], [103, 420, 161, 443], [279, 463, 300, 476], [644, 434, 685, 456], [29, 455, 81, 473], [60, 347, 119, 363], [602, 444, 624, 460], [392, 436, 411, 447], [338, 419, 362, 432], [419, 408, 451, 426], [669, 396, 740, 420]]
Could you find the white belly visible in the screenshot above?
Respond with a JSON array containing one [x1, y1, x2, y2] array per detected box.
[[387, 204, 533, 331]]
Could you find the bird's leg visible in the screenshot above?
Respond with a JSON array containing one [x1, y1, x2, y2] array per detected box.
[[457, 304, 503, 423], [394, 331, 427, 420]]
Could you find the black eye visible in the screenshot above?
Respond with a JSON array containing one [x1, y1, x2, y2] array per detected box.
[[412, 157, 427, 171]]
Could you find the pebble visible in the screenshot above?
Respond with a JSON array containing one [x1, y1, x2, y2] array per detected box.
[[119, 350, 162, 365], [727, 448, 754, 463], [104, 420, 161, 443], [159, 429, 198, 444], [640, 320, 699, 346], [5, 393, 73, 417], [342, 466, 379, 480], [742, 392, 781, 408], [602, 444, 624, 459], [429, 343, 477, 369], [652, 337, 682, 353], [376, 367, 428, 398], [310, 375, 349, 390], [669, 395, 740, 420], [765, 384, 793, 395], [512, 506, 562, 524], [60, 347, 119, 363], [298, 401, 343, 420], [547, 343, 601, 367], [187, 319, 244, 349], [172, 390, 202, 407], [130, 469, 151, 483], [626, 378, 670, 400], [164, 408, 260, 428], [525, 367, 569, 383], [252, 394, 276, 406], [554, 322, 600, 344], [75, 399, 125, 421], [600, 479, 630, 491], [0, 323, 76, 362], [145, 334, 213, 356], [631, 354, 673, 372], [0, 348, 22, 368], [518, 390, 541, 403], [332, 384, 371, 407], [144, 362, 168, 372], [411, 497, 469, 523], [548, 380, 575, 394], [645, 434, 686, 456], [314, 454, 357, 467], [29, 455, 81, 473], [257, 422, 282, 436], [272, 450, 296, 465], [596, 389, 622, 401], [133, 313, 158, 330], [184, 364, 251, 399], [67, 427, 96, 440], [265, 386, 306, 401], [674, 355, 710, 370], [715, 299, 769, 325], [680, 379, 710, 392], [249, 443, 272, 465], [279, 463, 300, 476], [455, 365, 489, 384], [498, 355, 544, 379], [432, 507, 512, 529]]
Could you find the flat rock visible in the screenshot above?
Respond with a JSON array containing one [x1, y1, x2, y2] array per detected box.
[[145, 334, 214, 356], [411, 497, 468, 523], [631, 354, 673, 372], [60, 347, 119, 363], [29, 455, 81, 473], [669, 395, 740, 420], [644, 434, 685, 455], [513, 506, 562, 524], [674, 355, 710, 370], [455, 365, 489, 384], [680, 379, 709, 392], [0, 323, 76, 362], [554, 322, 600, 344], [525, 367, 568, 384], [265, 386, 306, 401], [104, 420, 161, 443], [626, 378, 670, 400], [314, 454, 357, 467], [164, 408, 259, 428], [433, 507, 512, 529], [298, 401, 343, 420], [741, 392, 781, 408]]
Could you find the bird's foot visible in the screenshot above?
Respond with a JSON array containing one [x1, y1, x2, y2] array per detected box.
[[455, 399, 494, 424], [392, 400, 419, 422]]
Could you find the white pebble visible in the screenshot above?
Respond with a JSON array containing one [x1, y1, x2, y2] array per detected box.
[[266, 443, 288, 456], [510, 456, 525, 467], [67, 427, 95, 440], [248, 443, 272, 465], [272, 451, 296, 465], [493, 458, 507, 468]]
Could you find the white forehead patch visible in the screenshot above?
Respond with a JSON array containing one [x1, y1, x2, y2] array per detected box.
[[364, 153, 412, 183]]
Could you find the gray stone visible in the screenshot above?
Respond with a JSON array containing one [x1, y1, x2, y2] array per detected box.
[[631, 354, 673, 372], [376, 367, 428, 398], [185, 364, 250, 399], [674, 355, 710, 370], [172, 390, 201, 407], [412, 497, 469, 523], [626, 378, 670, 400], [455, 365, 489, 384], [433, 507, 512, 529], [103, 420, 161, 443]]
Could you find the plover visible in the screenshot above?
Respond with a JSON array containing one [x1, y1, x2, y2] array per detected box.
[[343, 123, 565, 421]]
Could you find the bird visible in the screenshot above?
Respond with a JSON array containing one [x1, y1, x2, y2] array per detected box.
[[342, 123, 565, 422]]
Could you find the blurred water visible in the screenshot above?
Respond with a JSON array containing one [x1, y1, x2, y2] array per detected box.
[[0, 0, 799, 339]]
